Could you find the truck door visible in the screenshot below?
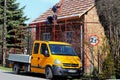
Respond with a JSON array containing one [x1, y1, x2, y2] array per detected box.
[[31, 42, 40, 72], [39, 43, 49, 72]]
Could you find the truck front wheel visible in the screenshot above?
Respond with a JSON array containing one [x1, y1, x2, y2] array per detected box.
[[45, 67, 53, 79], [13, 64, 20, 74]]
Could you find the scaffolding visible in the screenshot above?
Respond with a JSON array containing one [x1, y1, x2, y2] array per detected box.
[[31, 18, 84, 70]]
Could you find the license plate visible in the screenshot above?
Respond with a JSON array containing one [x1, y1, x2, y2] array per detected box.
[[68, 70, 76, 73]]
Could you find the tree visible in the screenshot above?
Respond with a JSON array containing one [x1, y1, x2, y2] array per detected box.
[[0, 0, 28, 48], [0, 25, 2, 64], [95, 0, 120, 78], [0, 0, 28, 65], [0, 25, 2, 50]]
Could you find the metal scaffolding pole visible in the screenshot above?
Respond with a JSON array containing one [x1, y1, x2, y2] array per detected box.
[[2, 0, 7, 66]]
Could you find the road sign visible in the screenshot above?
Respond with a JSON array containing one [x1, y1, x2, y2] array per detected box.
[[89, 35, 99, 46]]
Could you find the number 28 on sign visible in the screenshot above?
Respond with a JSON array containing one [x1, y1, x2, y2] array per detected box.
[[89, 35, 99, 46]]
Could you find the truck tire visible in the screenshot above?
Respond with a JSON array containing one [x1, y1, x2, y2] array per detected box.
[[72, 75, 81, 79], [13, 64, 20, 74], [45, 67, 53, 79]]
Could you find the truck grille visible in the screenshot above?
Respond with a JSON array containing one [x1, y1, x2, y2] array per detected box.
[[63, 63, 79, 67]]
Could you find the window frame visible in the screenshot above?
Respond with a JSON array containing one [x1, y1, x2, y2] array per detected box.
[[65, 31, 74, 43], [40, 43, 49, 55], [42, 33, 51, 41], [33, 43, 40, 54]]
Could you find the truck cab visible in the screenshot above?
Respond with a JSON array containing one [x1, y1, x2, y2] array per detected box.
[[31, 41, 82, 79], [8, 41, 83, 79]]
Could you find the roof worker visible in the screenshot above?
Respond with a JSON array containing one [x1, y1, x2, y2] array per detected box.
[[52, 4, 60, 25], [46, 16, 54, 25]]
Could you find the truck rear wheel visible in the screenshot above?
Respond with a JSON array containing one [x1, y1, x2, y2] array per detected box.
[[45, 67, 53, 79], [13, 64, 20, 74]]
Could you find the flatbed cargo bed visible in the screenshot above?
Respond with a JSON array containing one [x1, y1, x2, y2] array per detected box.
[[8, 54, 31, 63]]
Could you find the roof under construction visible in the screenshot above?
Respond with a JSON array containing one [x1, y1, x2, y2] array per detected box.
[[30, 0, 94, 24]]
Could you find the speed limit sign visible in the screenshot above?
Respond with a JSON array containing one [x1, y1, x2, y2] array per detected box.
[[89, 35, 99, 46]]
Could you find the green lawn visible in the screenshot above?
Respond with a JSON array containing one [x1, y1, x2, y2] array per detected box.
[[0, 66, 12, 71]]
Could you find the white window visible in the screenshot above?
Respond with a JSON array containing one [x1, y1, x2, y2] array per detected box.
[[42, 33, 51, 41]]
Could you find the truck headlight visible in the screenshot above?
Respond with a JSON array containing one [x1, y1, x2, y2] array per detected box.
[[54, 59, 61, 65]]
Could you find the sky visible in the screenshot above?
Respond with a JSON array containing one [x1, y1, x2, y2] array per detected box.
[[16, 0, 59, 24]]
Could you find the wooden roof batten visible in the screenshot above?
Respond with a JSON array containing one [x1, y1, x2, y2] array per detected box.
[[30, 0, 94, 25]]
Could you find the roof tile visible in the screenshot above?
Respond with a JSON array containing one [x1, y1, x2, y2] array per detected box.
[[31, 0, 94, 24]]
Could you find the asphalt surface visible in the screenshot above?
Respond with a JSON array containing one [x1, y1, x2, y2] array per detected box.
[[0, 70, 47, 80], [0, 69, 77, 80]]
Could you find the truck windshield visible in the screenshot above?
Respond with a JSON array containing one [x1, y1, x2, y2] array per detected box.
[[49, 44, 77, 56]]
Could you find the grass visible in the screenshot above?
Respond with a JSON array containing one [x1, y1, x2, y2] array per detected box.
[[0, 66, 12, 71]]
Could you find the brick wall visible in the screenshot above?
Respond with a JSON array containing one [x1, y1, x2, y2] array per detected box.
[[84, 6, 106, 73]]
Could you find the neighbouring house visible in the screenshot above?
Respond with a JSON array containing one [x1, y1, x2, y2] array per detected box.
[[29, 0, 106, 73]]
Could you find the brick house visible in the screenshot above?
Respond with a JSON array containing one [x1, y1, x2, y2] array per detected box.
[[30, 0, 105, 73]]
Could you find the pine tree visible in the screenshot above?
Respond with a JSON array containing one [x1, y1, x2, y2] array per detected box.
[[0, 0, 28, 53]]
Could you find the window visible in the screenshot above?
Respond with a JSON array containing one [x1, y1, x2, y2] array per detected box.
[[49, 44, 77, 56], [42, 33, 51, 41], [41, 43, 49, 55], [65, 31, 73, 43], [33, 43, 39, 54]]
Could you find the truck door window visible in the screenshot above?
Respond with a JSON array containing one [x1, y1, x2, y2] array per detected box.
[[41, 44, 49, 55], [34, 43, 39, 54]]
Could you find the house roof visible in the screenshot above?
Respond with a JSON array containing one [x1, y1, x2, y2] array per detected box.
[[30, 0, 94, 24]]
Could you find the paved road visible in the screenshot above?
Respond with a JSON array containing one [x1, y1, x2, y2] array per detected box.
[[0, 70, 77, 80], [0, 69, 79, 80], [0, 70, 47, 80]]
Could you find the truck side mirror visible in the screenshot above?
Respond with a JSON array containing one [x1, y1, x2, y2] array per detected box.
[[44, 50, 49, 57]]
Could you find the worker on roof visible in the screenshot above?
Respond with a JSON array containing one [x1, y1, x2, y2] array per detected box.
[[46, 4, 59, 25], [46, 16, 53, 25], [52, 4, 60, 13], [52, 4, 60, 25]]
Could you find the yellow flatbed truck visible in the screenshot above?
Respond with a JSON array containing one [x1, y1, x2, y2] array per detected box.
[[8, 41, 83, 79]]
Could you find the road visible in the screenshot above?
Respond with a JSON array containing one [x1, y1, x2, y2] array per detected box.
[[0, 69, 47, 80], [0, 69, 78, 80]]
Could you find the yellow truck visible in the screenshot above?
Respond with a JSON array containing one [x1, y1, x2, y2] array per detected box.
[[8, 41, 83, 79]]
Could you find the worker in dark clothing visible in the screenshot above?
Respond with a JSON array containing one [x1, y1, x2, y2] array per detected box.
[[46, 16, 53, 25], [52, 4, 60, 13], [52, 4, 60, 25], [46, 0, 64, 25]]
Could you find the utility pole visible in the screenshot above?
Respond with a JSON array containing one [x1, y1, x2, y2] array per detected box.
[[2, 0, 7, 66]]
